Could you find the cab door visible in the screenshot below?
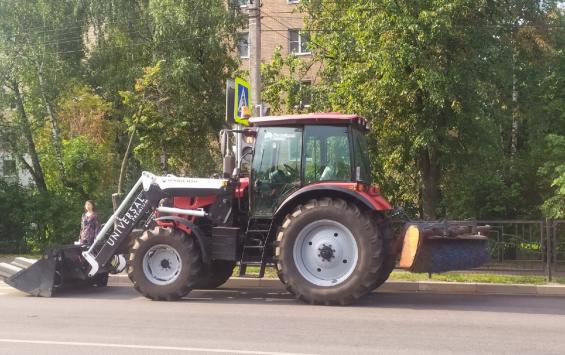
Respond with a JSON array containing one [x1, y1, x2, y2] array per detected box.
[[250, 127, 302, 217]]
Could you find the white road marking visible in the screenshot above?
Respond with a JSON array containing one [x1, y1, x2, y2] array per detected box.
[[0, 339, 317, 355]]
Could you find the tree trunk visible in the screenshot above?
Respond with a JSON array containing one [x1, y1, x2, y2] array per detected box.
[[11, 81, 48, 193], [35, 61, 88, 199], [117, 125, 136, 194], [159, 139, 168, 175], [510, 38, 519, 161], [418, 147, 441, 220], [35, 62, 65, 176]]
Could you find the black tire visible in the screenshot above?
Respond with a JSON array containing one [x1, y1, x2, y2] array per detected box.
[[91, 272, 109, 287], [275, 198, 384, 305], [370, 221, 396, 290], [128, 227, 202, 301], [371, 255, 396, 290], [191, 260, 236, 289]]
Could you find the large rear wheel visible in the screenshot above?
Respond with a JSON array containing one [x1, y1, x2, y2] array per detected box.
[[276, 198, 384, 305], [128, 227, 202, 301]]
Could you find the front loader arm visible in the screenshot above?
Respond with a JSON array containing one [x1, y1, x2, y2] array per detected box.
[[82, 174, 158, 277], [82, 172, 231, 277]]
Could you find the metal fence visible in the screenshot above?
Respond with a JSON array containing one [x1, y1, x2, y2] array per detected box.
[[551, 221, 565, 275], [472, 219, 565, 280], [0, 239, 29, 255]]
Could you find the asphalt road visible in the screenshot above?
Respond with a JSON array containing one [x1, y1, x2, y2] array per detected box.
[[0, 283, 564, 355]]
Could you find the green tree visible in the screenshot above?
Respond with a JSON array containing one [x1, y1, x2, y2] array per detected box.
[[117, 1, 242, 175], [262, 0, 565, 220]]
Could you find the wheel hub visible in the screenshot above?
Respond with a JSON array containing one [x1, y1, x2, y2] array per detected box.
[[318, 244, 335, 262], [161, 259, 171, 269], [142, 244, 182, 286], [293, 219, 359, 287]]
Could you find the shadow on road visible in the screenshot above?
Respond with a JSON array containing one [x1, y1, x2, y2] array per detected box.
[[360, 292, 565, 315], [26, 285, 565, 315]]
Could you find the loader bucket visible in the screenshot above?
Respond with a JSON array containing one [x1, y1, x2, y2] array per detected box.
[[1, 245, 89, 297], [399, 222, 490, 274]]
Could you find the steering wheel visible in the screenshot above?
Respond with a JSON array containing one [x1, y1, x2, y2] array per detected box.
[[283, 163, 297, 177]]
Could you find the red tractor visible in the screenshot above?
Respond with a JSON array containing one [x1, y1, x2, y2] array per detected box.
[[1, 113, 489, 305]]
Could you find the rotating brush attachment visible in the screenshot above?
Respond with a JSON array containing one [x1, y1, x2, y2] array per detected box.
[[410, 237, 490, 273], [400, 222, 490, 274]]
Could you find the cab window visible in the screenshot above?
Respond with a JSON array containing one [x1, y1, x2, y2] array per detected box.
[[303, 125, 352, 183], [251, 127, 302, 216]]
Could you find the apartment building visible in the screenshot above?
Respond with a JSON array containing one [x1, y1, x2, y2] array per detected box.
[[0, 104, 33, 187], [236, 0, 319, 108], [0, 149, 33, 187]]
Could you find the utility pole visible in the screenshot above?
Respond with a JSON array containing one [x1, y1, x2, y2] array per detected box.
[[248, 0, 261, 116]]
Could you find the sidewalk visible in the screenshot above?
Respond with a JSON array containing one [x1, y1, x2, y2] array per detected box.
[[108, 275, 565, 297]]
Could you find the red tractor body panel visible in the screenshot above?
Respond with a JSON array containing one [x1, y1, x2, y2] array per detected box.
[[274, 181, 392, 216], [235, 177, 249, 199], [249, 112, 370, 131], [309, 182, 392, 211], [156, 195, 218, 235]]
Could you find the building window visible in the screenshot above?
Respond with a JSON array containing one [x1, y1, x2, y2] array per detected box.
[[2, 159, 16, 177], [237, 32, 249, 58], [289, 29, 311, 55]]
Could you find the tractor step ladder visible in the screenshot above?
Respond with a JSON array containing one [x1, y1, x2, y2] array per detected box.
[[238, 218, 272, 278]]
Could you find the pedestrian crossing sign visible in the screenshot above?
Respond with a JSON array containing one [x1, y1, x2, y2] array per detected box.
[[234, 77, 251, 126]]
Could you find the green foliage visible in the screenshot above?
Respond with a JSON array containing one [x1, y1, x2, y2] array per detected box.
[[262, 0, 565, 219], [0, 182, 86, 252], [262, 48, 320, 114], [539, 134, 565, 218], [0, 0, 241, 249], [0, 182, 29, 253], [62, 136, 114, 197]]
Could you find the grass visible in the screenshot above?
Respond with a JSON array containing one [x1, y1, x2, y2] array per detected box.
[[234, 266, 565, 285], [388, 271, 565, 285], [232, 266, 278, 278]]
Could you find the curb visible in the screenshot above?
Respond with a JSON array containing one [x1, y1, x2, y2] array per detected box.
[[106, 275, 565, 297]]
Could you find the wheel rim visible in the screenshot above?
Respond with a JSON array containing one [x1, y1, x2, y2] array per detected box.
[[293, 219, 359, 287], [142, 244, 182, 286]]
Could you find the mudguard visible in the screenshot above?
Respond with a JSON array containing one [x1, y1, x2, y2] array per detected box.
[[154, 216, 212, 264], [273, 183, 392, 222]]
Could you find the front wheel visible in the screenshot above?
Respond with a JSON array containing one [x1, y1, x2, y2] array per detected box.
[[276, 198, 384, 305], [128, 227, 202, 301]]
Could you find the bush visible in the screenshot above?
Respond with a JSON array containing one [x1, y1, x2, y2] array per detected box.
[[0, 182, 100, 253], [0, 182, 30, 253]]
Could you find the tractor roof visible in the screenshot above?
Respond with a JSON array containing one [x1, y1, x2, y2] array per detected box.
[[249, 112, 369, 130]]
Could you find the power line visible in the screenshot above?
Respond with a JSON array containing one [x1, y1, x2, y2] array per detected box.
[[7, 16, 150, 39], [0, 20, 153, 46], [262, 23, 289, 41], [47, 32, 228, 56]]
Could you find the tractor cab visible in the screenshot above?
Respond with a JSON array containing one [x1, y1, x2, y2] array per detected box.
[[248, 113, 372, 217]]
